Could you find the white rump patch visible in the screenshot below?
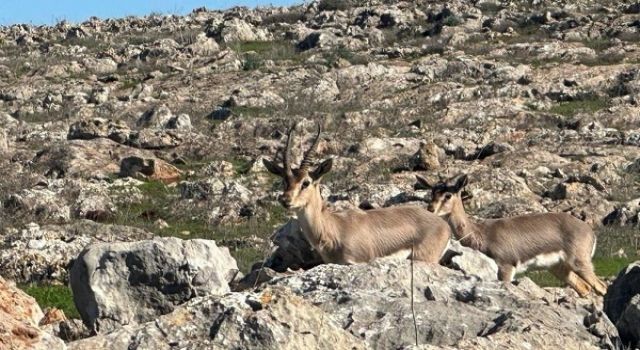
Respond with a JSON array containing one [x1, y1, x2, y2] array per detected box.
[[516, 251, 566, 273]]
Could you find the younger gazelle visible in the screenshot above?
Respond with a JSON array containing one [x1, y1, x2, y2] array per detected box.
[[417, 173, 607, 296], [263, 123, 451, 264]]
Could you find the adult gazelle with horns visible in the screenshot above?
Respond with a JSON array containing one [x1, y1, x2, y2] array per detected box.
[[417, 173, 607, 296], [263, 122, 451, 264]]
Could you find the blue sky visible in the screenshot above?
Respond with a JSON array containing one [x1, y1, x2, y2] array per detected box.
[[0, 1, 303, 26]]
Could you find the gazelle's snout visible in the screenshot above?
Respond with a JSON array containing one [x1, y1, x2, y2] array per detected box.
[[278, 193, 292, 209]]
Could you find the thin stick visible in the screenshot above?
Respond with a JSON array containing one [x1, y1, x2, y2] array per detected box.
[[410, 244, 419, 346]]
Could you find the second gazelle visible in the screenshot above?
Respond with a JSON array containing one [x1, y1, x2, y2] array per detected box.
[[263, 122, 451, 264], [418, 173, 607, 296]]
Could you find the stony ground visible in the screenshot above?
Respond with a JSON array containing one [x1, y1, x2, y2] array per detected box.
[[0, 0, 639, 338]]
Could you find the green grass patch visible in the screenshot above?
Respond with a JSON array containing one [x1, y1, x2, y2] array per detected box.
[[521, 256, 638, 288], [547, 97, 610, 117], [593, 256, 637, 277], [19, 284, 80, 319], [109, 180, 288, 273]]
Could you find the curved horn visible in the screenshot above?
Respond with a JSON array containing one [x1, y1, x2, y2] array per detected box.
[[300, 121, 322, 172], [283, 123, 297, 179]]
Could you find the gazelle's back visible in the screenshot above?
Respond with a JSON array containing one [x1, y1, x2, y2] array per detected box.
[[335, 205, 450, 263], [481, 212, 593, 264]]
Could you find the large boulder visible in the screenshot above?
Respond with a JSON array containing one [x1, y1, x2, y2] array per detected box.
[[266, 260, 617, 349], [70, 237, 239, 333], [0, 276, 66, 350], [32, 139, 179, 180], [70, 260, 618, 349], [68, 287, 364, 349], [604, 261, 640, 348]]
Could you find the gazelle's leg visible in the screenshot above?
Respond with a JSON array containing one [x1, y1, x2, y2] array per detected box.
[[571, 260, 608, 296], [498, 264, 515, 282], [549, 263, 591, 297]]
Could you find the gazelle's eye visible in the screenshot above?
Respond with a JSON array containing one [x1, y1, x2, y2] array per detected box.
[[301, 180, 311, 190], [444, 193, 453, 200]]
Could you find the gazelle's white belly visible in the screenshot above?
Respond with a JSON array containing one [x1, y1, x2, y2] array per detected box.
[[515, 251, 566, 273]]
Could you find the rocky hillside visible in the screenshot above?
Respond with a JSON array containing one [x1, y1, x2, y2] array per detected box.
[[1, 0, 640, 348]]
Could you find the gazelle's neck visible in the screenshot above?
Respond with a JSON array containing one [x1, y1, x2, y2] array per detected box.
[[446, 199, 484, 251], [295, 185, 338, 250]]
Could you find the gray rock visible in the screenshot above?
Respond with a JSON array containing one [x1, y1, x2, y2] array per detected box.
[[68, 287, 365, 350], [263, 219, 323, 272], [88, 86, 110, 104], [441, 240, 498, 281], [136, 105, 174, 129], [212, 18, 271, 43], [70, 237, 239, 333], [127, 129, 184, 149], [165, 113, 191, 130], [119, 156, 181, 183], [67, 118, 130, 141], [32, 139, 170, 180], [265, 260, 617, 349], [604, 261, 640, 348], [0, 221, 154, 283], [0, 129, 8, 153], [186, 32, 220, 55]]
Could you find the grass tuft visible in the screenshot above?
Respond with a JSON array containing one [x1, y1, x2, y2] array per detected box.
[[19, 284, 80, 319], [547, 97, 610, 117]]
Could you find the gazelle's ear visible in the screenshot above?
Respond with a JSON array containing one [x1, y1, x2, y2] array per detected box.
[[415, 175, 432, 189], [262, 159, 285, 177], [448, 173, 468, 193], [310, 158, 333, 180]]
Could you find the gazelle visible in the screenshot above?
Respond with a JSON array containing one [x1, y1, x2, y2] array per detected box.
[[417, 173, 607, 297], [263, 122, 451, 264]]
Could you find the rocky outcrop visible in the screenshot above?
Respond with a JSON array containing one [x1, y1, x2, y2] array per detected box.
[[119, 156, 181, 183], [0, 276, 66, 350], [0, 221, 154, 283], [265, 260, 617, 349], [69, 260, 618, 349], [604, 261, 640, 348], [68, 287, 364, 350], [69, 237, 239, 333]]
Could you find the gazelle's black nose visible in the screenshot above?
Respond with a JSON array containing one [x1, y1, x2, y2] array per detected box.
[[278, 195, 291, 209]]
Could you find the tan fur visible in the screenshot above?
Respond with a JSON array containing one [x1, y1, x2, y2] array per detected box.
[[264, 123, 451, 265], [294, 183, 451, 264], [422, 174, 607, 297]]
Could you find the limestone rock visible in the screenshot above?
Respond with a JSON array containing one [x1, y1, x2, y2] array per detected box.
[[119, 156, 181, 183], [68, 287, 364, 350], [604, 261, 640, 348], [441, 240, 498, 281], [0, 276, 66, 350], [70, 237, 239, 333], [0, 221, 154, 283]]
